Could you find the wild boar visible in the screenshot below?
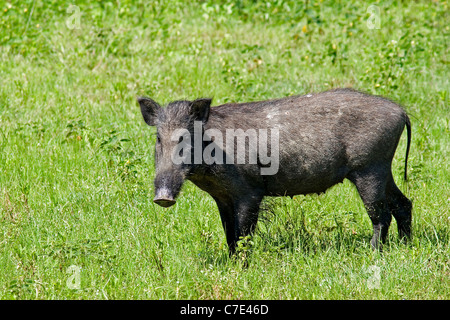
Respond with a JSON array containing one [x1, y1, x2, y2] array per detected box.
[[138, 88, 412, 253]]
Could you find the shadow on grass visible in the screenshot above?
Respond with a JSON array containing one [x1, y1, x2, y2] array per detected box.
[[255, 198, 373, 255], [197, 247, 230, 267], [256, 205, 450, 257], [412, 224, 450, 247], [196, 200, 449, 268]]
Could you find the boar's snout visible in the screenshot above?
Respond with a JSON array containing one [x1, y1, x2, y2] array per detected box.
[[153, 171, 185, 208], [153, 187, 176, 207], [154, 197, 176, 208]]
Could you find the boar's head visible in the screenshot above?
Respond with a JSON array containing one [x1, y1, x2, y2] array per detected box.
[[138, 97, 211, 207]]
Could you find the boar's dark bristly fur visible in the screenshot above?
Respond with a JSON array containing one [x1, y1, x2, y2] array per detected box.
[[138, 88, 412, 253]]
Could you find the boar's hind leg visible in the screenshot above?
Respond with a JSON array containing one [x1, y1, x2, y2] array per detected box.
[[348, 167, 392, 250], [213, 193, 263, 255], [386, 174, 412, 241]]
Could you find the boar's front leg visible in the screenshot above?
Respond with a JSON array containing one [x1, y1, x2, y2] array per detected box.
[[212, 197, 236, 254], [213, 191, 264, 255]]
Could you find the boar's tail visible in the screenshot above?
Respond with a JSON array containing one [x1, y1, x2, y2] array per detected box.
[[404, 114, 411, 181]]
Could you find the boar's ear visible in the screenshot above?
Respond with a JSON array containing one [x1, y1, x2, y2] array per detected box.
[[190, 98, 211, 124], [138, 97, 160, 126]]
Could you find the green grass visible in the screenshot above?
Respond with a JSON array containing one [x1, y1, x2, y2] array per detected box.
[[0, 0, 449, 299]]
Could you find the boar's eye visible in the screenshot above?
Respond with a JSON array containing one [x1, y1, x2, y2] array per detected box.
[[156, 133, 161, 144]]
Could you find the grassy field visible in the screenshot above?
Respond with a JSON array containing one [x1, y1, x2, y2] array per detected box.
[[0, 0, 449, 299]]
